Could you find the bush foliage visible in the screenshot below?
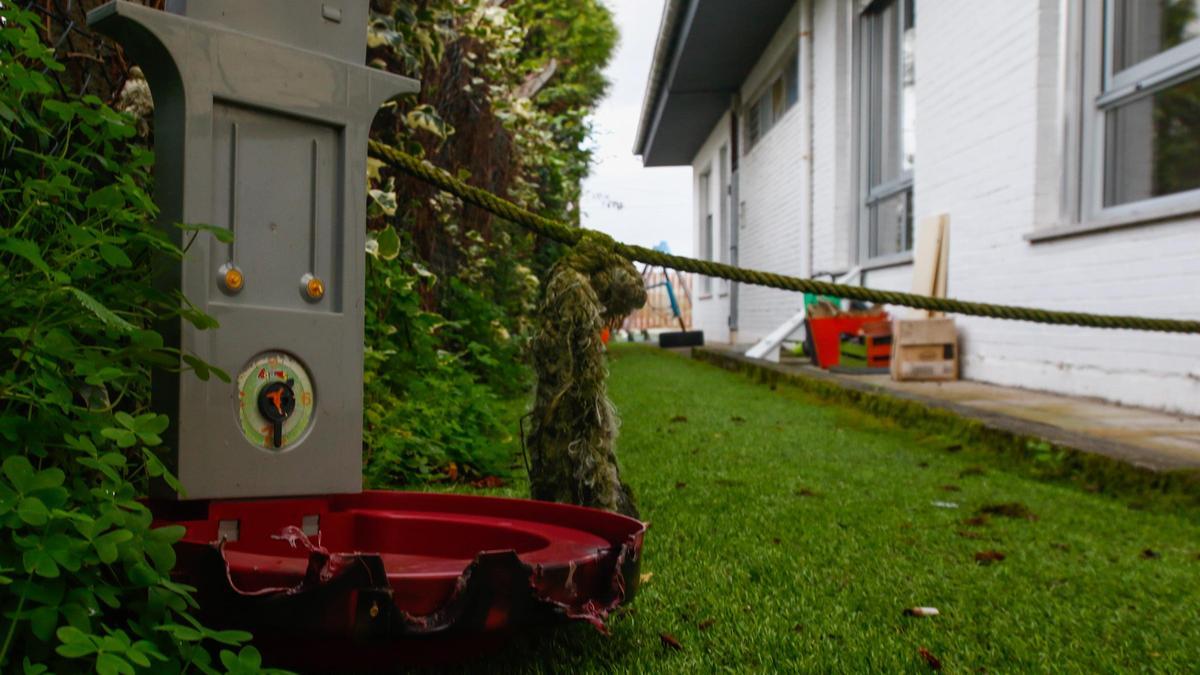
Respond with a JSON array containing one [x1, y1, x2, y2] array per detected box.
[[0, 7, 272, 673], [362, 0, 616, 485]]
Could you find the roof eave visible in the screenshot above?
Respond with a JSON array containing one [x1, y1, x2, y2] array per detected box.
[[633, 0, 689, 158]]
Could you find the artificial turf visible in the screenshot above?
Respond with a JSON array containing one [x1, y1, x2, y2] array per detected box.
[[440, 344, 1200, 673]]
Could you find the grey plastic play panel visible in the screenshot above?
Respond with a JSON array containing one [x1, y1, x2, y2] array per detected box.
[[88, 0, 418, 499]]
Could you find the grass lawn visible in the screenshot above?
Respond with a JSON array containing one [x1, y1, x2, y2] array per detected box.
[[440, 345, 1200, 673]]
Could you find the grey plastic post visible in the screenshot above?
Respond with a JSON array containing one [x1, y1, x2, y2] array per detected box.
[[88, 1, 418, 499]]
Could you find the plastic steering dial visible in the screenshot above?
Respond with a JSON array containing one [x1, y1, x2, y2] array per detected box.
[[257, 379, 296, 448]]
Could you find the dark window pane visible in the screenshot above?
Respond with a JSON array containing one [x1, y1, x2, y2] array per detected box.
[[901, 3, 916, 173], [865, 0, 915, 188], [860, 0, 915, 259], [746, 103, 760, 147], [786, 52, 800, 108], [772, 77, 786, 120], [1104, 73, 1200, 206], [869, 189, 911, 258], [1111, 0, 1200, 73], [875, 1, 904, 186], [759, 91, 772, 135]]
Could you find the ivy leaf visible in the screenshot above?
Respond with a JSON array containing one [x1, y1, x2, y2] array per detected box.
[[373, 225, 401, 261], [366, 156, 385, 183], [368, 188, 398, 216], [404, 104, 450, 140]]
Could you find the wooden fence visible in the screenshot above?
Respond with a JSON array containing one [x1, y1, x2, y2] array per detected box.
[[624, 269, 693, 332]]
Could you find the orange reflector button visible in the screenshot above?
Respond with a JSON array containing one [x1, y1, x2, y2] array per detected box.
[[225, 267, 244, 291], [217, 263, 244, 295], [304, 275, 325, 301]]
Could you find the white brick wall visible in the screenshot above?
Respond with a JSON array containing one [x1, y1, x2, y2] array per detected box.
[[685, 0, 1200, 415], [913, 0, 1200, 415], [732, 4, 808, 341], [691, 115, 731, 343]]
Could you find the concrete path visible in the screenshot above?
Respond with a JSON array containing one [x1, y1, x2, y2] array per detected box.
[[698, 347, 1200, 473]]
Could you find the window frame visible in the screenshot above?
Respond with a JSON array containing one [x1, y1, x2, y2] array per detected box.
[[1062, 0, 1200, 238], [718, 144, 731, 295], [855, 0, 916, 266], [742, 49, 801, 153], [698, 168, 713, 296]]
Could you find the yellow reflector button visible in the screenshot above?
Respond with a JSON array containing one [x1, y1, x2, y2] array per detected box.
[[217, 263, 244, 295], [301, 274, 325, 302]]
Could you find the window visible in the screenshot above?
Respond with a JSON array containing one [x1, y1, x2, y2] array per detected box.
[[785, 53, 800, 108], [1087, 0, 1200, 213], [746, 103, 762, 147], [858, 0, 916, 261], [699, 170, 713, 294], [744, 50, 800, 150], [718, 145, 731, 292]]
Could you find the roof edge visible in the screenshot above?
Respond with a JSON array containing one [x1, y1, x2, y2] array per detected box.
[[633, 0, 688, 157]]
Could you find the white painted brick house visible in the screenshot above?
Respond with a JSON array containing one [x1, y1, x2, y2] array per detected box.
[[635, 0, 1200, 416]]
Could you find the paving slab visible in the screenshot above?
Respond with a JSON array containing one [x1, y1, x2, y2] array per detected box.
[[696, 346, 1200, 473]]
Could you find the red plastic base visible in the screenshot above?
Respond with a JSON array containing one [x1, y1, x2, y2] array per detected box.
[[151, 491, 645, 671]]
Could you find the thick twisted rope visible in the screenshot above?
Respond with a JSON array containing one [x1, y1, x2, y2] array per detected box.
[[369, 140, 1200, 335]]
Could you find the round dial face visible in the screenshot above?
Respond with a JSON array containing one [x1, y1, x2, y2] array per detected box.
[[236, 351, 314, 450]]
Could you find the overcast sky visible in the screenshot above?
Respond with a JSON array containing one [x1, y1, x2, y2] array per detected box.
[[579, 0, 693, 257]]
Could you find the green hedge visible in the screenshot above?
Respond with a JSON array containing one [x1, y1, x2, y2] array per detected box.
[[0, 7, 273, 672]]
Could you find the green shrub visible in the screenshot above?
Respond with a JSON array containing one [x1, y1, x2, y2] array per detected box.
[[362, 239, 511, 486], [0, 7, 264, 672]]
